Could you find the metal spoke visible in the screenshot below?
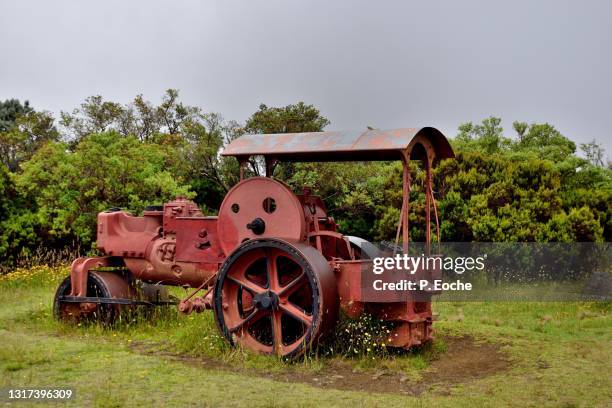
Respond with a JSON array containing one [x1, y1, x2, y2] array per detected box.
[[280, 302, 313, 326], [272, 310, 284, 355], [226, 275, 265, 295], [229, 309, 265, 333], [278, 271, 306, 298], [266, 250, 280, 292]]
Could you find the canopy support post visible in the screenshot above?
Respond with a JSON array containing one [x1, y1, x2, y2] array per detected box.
[[239, 158, 247, 181], [395, 151, 411, 254], [425, 158, 432, 245], [265, 156, 278, 178]]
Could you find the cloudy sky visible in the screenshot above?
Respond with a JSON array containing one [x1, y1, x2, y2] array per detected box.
[[1, 0, 610, 149]]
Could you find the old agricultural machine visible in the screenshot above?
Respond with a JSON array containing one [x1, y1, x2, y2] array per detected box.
[[54, 127, 454, 358]]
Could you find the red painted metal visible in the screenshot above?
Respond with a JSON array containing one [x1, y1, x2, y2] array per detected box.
[[57, 127, 454, 357], [217, 178, 306, 256]]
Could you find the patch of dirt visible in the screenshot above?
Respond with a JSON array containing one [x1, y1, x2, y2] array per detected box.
[[129, 336, 511, 396]]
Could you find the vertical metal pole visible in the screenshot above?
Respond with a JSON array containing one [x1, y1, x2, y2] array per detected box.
[[393, 195, 405, 255], [394, 154, 411, 255], [265, 157, 276, 178], [402, 156, 411, 253], [312, 206, 323, 252], [424, 155, 434, 317], [430, 183, 440, 243], [239, 159, 246, 181], [425, 158, 432, 245], [402, 153, 414, 321]]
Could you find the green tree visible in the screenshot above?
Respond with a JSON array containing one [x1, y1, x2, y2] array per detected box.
[[59, 89, 202, 143], [454, 116, 509, 154], [16, 132, 193, 247], [580, 139, 605, 167], [289, 161, 392, 238], [58, 90, 237, 207], [513, 122, 575, 161], [0, 163, 39, 267], [0, 110, 59, 171], [60, 95, 125, 142], [0, 99, 32, 132], [544, 206, 604, 242], [243, 102, 330, 179], [512, 121, 528, 140], [173, 112, 240, 208], [244, 102, 330, 134]]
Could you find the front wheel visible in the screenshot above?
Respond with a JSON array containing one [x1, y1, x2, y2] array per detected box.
[[213, 239, 338, 359]]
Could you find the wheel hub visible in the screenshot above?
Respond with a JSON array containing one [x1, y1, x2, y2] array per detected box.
[[253, 291, 279, 311]]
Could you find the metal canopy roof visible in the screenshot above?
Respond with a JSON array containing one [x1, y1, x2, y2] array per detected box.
[[222, 127, 454, 162]]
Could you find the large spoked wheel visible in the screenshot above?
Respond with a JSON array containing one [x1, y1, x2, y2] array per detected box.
[[214, 239, 338, 359]]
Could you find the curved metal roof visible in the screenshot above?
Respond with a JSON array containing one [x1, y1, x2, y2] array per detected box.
[[222, 127, 454, 162]]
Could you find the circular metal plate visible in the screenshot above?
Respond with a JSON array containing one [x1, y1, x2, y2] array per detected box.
[[217, 177, 306, 256]]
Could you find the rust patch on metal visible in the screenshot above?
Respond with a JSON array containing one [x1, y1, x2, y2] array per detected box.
[[222, 127, 454, 162]]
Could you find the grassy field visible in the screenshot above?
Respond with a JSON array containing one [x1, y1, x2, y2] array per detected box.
[[0, 266, 610, 407]]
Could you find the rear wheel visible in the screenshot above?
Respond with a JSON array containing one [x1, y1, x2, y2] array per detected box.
[[53, 271, 134, 325], [213, 239, 338, 359]]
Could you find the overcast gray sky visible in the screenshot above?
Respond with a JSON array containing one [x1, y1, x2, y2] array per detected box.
[[1, 0, 610, 149]]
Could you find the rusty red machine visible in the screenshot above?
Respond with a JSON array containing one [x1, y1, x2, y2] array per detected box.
[[54, 127, 454, 358]]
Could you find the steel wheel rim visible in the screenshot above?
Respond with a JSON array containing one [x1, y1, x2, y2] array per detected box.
[[215, 240, 323, 357], [53, 274, 116, 324]]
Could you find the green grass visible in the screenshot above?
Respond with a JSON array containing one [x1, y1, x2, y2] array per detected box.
[[1, 266, 611, 407]]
